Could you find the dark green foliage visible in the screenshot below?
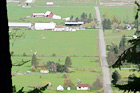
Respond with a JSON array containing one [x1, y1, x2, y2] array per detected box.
[[119, 35, 127, 50], [31, 54, 38, 67], [65, 56, 72, 67], [102, 18, 112, 29], [111, 70, 121, 85], [75, 17, 79, 22]]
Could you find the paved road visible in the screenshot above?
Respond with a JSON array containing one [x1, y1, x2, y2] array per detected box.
[[94, 6, 113, 93]]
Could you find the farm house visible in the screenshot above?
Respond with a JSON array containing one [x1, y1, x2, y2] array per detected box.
[[34, 22, 56, 30], [77, 84, 91, 90], [32, 13, 45, 17], [45, 11, 53, 17], [65, 22, 84, 26], [8, 23, 32, 28], [46, 2, 54, 6]]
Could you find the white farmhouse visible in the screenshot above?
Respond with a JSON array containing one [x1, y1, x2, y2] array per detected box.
[[77, 84, 90, 90], [40, 70, 49, 74], [34, 22, 56, 30], [57, 85, 64, 91]]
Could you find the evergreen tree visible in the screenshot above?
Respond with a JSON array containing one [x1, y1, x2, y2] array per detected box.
[[89, 13, 92, 19], [119, 35, 127, 50], [111, 70, 121, 85], [31, 54, 38, 67], [75, 17, 79, 22], [65, 56, 72, 67]]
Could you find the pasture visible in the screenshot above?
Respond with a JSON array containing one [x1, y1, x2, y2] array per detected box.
[[10, 30, 98, 56]]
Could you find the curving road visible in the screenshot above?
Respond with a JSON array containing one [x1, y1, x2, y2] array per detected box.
[[94, 6, 113, 93]]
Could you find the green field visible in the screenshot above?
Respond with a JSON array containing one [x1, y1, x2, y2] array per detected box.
[[10, 30, 98, 56], [100, 7, 135, 21]]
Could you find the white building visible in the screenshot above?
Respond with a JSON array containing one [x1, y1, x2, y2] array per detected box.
[[46, 2, 54, 6], [57, 85, 64, 91], [40, 70, 49, 74], [52, 15, 61, 19], [8, 23, 32, 28], [25, 0, 33, 3], [63, 17, 70, 21], [34, 22, 56, 30], [67, 87, 71, 90], [77, 84, 90, 90]]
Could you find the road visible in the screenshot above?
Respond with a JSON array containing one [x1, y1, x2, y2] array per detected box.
[[94, 6, 113, 93]]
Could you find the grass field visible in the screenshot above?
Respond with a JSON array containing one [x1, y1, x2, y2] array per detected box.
[[100, 7, 135, 21], [10, 30, 98, 56]]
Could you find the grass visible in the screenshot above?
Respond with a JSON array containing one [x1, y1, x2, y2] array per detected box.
[[10, 30, 98, 56]]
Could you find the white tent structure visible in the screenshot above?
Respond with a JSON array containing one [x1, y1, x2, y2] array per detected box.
[[52, 15, 61, 19], [34, 23, 56, 30]]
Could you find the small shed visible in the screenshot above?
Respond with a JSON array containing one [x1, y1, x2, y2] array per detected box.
[[77, 84, 90, 90], [46, 2, 54, 6], [57, 85, 64, 91], [40, 70, 49, 74], [67, 87, 71, 90], [45, 11, 53, 18]]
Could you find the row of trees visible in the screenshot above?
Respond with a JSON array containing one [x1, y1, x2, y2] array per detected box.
[[31, 55, 72, 73]]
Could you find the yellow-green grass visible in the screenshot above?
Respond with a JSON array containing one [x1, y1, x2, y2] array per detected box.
[[10, 30, 98, 56]]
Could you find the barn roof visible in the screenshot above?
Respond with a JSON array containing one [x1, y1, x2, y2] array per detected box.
[[45, 11, 52, 16], [77, 84, 90, 87]]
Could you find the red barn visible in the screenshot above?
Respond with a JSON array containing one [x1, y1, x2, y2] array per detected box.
[[45, 11, 53, 18], [32, 13, 45, 17]]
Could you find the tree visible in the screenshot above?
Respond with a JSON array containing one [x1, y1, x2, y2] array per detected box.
[[63, 74, 74, 87], [46, 61, 57, 72], [119, 35, 127, 51], [70, 15, 74, 21], [92, 76, 103, 89], [112, 22, 119, 32], [89, 13, 92, 19], [112, 15, 120, 24], [75, 17, 79, 22], [111, 70, 121, 85], [65, 56, 72, 67], [31, 54, 38, 67]]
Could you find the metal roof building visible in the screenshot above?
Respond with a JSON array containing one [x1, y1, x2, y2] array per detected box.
[[65, 22, 84, 26], [34, 23, 56, 30], [8, 23, 32, 28]]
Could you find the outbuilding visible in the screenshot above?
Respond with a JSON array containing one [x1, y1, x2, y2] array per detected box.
[[57, 85, 64, 91], [77, 84, 90, 90], [65, 22, 84, 26], [40, 70, 49, 74], [32, 13, 45, 17], [34, 22, 56, 30], [46, 2, 54, 6], [8, 23, 32, 28]]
